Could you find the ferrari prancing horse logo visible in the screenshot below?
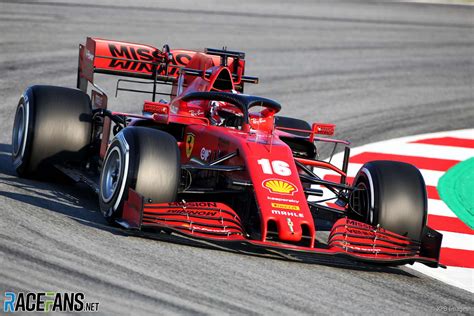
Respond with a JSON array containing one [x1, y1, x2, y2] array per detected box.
[[185, 133, 195, 158]]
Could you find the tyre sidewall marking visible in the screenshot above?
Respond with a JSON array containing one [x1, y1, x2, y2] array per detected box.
[[100, 131, 130, 216], [100, 146, 122, 204], [112, 132, 130, 212], [360, 167, 375, 225]]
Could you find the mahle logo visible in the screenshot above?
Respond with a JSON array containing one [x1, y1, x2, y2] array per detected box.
[[3, 291, 99, 313]]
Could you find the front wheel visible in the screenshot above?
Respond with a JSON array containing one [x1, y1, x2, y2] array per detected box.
[[99, 127, 180, 223], [349, 160, 428, 241]]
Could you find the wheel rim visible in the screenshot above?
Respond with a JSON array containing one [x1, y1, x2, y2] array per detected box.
[[101, 147, 122, 203], [12, 103, 25, 157]]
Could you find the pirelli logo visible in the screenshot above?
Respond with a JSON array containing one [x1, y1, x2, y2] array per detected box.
[[271, 203, 300, 211]]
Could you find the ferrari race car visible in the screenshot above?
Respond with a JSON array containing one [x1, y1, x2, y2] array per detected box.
[[11, 38, 443, 267]]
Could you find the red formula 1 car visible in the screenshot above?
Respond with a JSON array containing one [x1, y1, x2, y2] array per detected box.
[[11, 38, 443, 267]]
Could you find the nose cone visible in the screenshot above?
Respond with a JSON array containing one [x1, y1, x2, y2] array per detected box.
[[266, 213, 305, 242], [278, 216, 303, 241]]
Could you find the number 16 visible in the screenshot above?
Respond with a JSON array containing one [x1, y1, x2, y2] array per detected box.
[[257, 159, 291, 176]]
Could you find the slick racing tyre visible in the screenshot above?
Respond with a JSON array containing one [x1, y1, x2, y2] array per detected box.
[[12, 85, 92, 177], [275, 116, 311, 137], [350, 160, 428, 241], [275, 116, 316, 158], [99, 127, 180, 222]]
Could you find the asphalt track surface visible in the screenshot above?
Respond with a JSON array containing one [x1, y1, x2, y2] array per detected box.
[[0, 0, 473, 314]]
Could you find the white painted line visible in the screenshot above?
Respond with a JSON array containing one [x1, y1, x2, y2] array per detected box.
[[439, 232, 474, 251], [364, 143, 474, 161], [418, 170, 447, 187], [317, 162, 448, 188], [428, 199, 457, 218], [409, 263, 474, 293], [347, 129, 474, 150], [339, 164, 445, 187]]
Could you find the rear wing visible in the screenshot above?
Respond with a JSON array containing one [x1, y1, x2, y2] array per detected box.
[[77, 37, 190, 90], [77, 37, 258, 95]]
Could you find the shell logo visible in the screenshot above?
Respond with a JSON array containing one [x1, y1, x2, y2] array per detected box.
[[262, 179, 298, 195]]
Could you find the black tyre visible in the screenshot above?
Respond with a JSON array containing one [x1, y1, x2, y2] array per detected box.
[[350, 160, 427, 241], [275, 116, 311, 137], [275, 116, 316, 158], [99, 126, 180, 222], [12, 85, 92, 177]]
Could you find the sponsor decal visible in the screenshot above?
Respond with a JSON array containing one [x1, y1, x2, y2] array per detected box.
[[343, 220, 377, 236], [346, 227, 374, 237], [2, 291, 99, 313], [108, 44, 156, 72], [267, 196, 299, 204], [106, 43, 192, 75], [271, 203, 300, 211], [185, 133, 195, 158], [262, 179, 298, 195], [313, 123, 335, 136], [200, 148, 211, 161], [343, 244, 381, 253], [167, 209, 218, 217], [168, 202, 218, 208], [250, 117, 267, 125], [189, 109, 204, 117], [271, 210, 304, 218], [191, 225, 231, 234], [346, 219, 373, 230], [143, 102, 168, 114]]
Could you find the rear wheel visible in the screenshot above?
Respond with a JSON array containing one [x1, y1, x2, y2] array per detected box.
[[350, 160, 428, 241], [99, 126, 180, 222], [12, 85, 92, 177]]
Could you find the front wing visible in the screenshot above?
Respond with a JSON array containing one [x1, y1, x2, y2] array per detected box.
[[118, 189, 443, 268]]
